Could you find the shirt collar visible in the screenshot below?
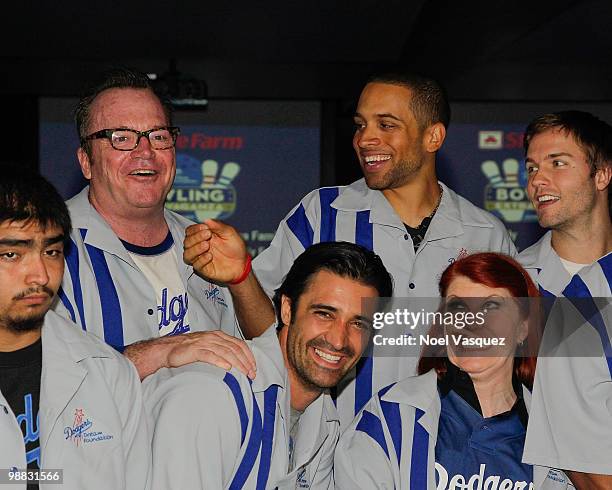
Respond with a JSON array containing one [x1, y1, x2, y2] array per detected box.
[[329, 179, 492, 241], [248, 325, 287, 393]]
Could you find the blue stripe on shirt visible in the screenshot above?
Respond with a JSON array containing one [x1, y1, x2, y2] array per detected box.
[[410, 408, 429, 489], [223, 373, 249, 445], [286, 204, 314, 250], [319, 187, 339, 242], [230, 388, 263, 489], [598, 254, 612, 291], [65, 235, 87, 330], [356, 410, 389, 459], [256, 385, 279, 490], [379, 385, 402, 463], [57, 287, 76, 323], [82, 235, 125, 350], [354, 210, 374, 415], [563, 275, 612, 377]]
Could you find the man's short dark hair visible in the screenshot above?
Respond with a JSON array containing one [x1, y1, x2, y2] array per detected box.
[[524, 110, 612, 172], [367, 72, 451, 130], [272, 242, 393, 327], [75, 67, 173, 155], [0, 167, 71, 241]]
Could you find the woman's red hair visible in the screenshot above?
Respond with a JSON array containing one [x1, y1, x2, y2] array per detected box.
[[417, 252, 541, 389]]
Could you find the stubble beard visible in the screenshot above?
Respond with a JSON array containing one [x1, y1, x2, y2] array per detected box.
[[286, 328, 351, 392], [540, 185, 598, 232], [363, 156, 424, 191]]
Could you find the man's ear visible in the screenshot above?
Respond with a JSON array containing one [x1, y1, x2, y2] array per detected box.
[[280, 295, 292, 327], [422, 122, 446, 153], [595, 165, 612, 192], [77, 147, 92, 180]]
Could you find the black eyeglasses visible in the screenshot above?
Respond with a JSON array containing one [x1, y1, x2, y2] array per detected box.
[[83, 126, 181, 151]]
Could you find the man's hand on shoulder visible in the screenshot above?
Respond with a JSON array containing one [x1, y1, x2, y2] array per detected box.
[[124, 330, 257, 381], [184, 220, 249, 284]]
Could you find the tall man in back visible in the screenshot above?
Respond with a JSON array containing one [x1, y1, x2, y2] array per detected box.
[[519, 111, 612, 489], [185, 73, 516, 427], [55, 68, 255, 380]]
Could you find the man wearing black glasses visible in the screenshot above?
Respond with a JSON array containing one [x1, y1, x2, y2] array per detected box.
[[53, 68, 256, 381]]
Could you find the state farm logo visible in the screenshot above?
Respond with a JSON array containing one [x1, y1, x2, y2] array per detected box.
[[478, 131, 503, 149], [478, 131, 524, 150]]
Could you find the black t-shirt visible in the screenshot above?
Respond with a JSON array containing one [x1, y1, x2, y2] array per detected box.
[[404, 216, 434, 253], [0, 338, 42, 487]]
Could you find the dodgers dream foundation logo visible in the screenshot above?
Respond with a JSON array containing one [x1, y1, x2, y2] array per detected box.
[[64, 408, 113, 446], [168, 154, 241, 221]]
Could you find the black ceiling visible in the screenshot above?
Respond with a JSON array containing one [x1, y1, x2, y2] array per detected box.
[[2, 0, 611, 100]]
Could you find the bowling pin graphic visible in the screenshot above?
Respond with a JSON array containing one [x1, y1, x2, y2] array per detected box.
[[502, 158, 519, 187], [217, 162, 241, 188], [201, 160, 219, 186], [481, 160, 503, 187]]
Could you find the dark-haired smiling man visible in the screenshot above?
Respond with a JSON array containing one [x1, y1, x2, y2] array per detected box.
[[144, 242, 392, 489]]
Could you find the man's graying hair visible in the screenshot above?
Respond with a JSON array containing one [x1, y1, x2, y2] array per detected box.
[[75, 67, 172, 156]]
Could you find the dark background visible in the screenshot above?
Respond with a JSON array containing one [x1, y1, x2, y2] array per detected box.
[[3, 0, 611, 184]]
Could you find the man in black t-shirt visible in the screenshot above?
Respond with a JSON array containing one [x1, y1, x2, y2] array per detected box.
[[0, 170, 150, 490]]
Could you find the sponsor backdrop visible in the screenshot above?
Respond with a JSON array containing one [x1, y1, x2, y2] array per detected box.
[[39, 99, 612, 253], [437, 124, 541, 250]]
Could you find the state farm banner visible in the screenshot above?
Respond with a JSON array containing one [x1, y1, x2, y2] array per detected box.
[[437, 124, 544, 251]]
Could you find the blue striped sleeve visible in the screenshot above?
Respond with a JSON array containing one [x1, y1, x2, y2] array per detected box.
[[223, 373, 249, 445], [229, 389, 263, 490], [256, 385, 279, 490]]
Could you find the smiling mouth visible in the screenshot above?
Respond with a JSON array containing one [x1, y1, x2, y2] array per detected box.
[[363, 154, 391, 165], [537, 194, 559, 203], [129, 169, 157, 176], [313, 348, 342, 364]]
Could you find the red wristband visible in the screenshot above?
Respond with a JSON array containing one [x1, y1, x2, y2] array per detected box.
[[229, 254, 252, 285]]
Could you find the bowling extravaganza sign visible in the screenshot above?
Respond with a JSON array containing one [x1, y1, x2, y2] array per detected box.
[[438, 124, 544, 251]]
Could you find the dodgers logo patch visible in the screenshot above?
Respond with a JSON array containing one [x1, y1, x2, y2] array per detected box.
[[205, 284, 228, 308], [64, 409, 113, 447], [296, 467, 310, 488], [448, 248, 469, 264]]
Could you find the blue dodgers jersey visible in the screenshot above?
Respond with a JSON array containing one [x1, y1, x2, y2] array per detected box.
[[435, 390, 532, 489]]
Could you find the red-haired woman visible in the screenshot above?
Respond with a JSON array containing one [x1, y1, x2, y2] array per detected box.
[[335, 253, 574, 489]]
